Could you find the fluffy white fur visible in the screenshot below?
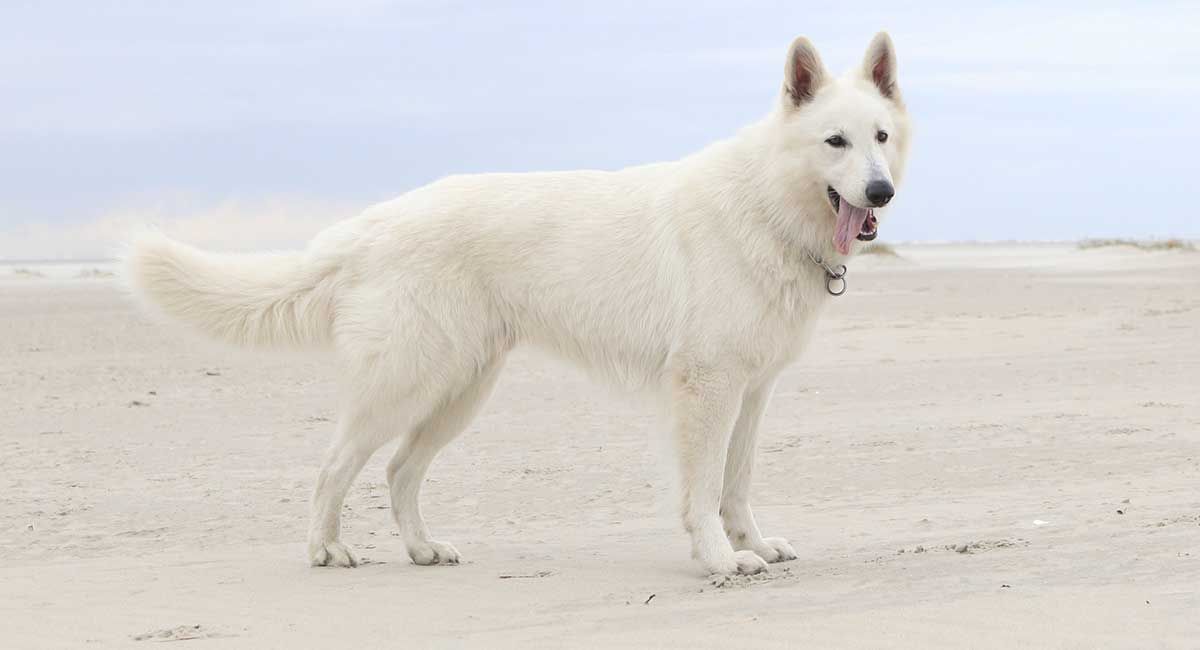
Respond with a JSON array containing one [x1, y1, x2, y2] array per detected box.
[[124, 33, 911, 576]]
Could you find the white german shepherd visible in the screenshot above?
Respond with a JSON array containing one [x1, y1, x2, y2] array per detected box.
[[126, 32, 911, 577]]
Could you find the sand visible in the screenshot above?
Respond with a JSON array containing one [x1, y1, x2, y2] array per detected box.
[[2, 243, 1197, 648]]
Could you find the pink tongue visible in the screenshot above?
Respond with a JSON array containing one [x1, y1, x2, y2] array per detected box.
[[833, 200, 871, 255]]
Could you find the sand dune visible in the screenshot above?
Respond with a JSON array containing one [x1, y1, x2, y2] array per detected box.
[[2, 244, 1197, 648]]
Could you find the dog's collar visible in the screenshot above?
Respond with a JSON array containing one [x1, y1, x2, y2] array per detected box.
[[807, 252, 848, 296]]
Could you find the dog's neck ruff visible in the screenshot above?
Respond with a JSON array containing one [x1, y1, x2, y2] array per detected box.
[[807, 252, 848, 296]]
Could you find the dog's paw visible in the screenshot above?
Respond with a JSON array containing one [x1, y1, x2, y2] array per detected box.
[[753, 537, 798, 564], [408, 540, 461, 566], [708, 549, 768, 577], [309, 540, 358, 568], [732, 549, 769, 575]]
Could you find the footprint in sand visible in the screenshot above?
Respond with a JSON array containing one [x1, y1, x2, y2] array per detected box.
[[132, 624, 235, 642]]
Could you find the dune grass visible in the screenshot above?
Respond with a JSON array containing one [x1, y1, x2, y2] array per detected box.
[[76, 268, 116, 278], [859, 242, 900, 256], [1078, 238, 1195, 252], [12, 268, 45, 278]]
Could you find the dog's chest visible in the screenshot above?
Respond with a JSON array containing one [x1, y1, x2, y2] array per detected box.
[[717, 274, 827, 371]]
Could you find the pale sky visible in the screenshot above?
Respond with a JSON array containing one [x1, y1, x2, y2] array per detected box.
[[2, 1, 1198, 259]]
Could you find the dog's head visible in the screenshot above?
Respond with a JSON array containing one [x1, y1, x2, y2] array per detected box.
[[773, 33, 912, 256]]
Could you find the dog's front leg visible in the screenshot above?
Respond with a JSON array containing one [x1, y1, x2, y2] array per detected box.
[[720, 377, 797, 564], [672, 364, 768, 576]]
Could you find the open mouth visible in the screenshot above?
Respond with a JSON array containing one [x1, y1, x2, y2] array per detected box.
[[827, 186, 878, 253]]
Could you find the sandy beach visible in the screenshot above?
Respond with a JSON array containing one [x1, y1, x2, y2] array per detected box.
[[2, 243, 1197, 648]]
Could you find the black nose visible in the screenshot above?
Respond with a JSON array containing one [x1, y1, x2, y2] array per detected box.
[[865, 180, 895, 207]]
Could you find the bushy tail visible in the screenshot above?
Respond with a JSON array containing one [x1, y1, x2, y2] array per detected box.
[[122, 231, 340, 349]]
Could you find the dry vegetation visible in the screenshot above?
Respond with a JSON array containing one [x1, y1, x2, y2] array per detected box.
[[859, 242, 900, 256], [76, 268, 116, 278], [1078, 238, 1196, 252]]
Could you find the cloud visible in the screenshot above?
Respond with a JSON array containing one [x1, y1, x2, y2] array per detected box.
[[2, 1, 1197, 252], [670, 4, 1200, 95]]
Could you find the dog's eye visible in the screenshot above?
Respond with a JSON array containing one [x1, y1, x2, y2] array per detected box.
[[825, 135, 847, 148], [876, 131, 888, 143]]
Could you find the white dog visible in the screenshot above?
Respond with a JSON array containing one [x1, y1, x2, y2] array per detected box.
[[125, 32, 911, 577]]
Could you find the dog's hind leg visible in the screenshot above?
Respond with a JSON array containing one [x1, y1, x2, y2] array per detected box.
[[720, 376, 797, 564], [387, 356, 505, 566], [308, 404, 399, 567]]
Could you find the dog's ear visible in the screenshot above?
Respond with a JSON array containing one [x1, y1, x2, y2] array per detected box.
[[862, 31, 900, 101], [782, 36, 828, 107]]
